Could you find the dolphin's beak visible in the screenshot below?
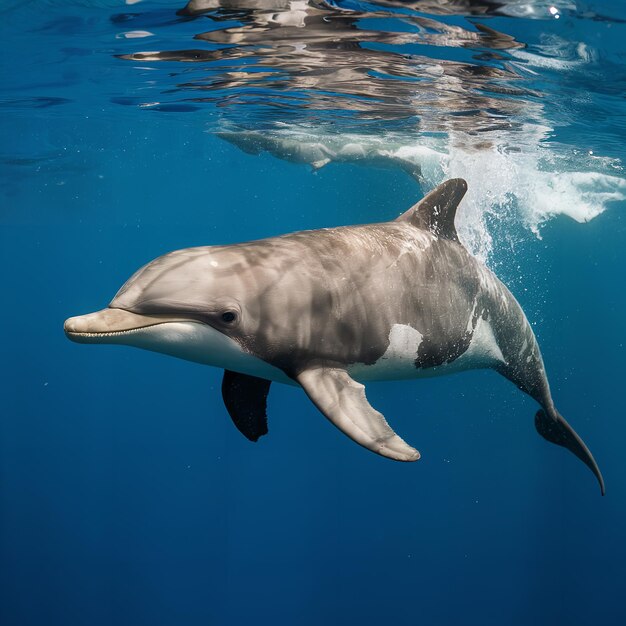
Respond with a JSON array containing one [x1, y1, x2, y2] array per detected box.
[[64, 308, 173, 343]]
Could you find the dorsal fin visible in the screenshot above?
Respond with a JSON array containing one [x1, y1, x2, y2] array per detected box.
[[396, 178, 467, 242]]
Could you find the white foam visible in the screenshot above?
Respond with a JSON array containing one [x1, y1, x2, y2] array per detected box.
[[426, 127, 626, 261], [381, 127, 624, 263], [218, 123, 625, 264]]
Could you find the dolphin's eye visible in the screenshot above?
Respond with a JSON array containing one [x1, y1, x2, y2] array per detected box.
[[221, 311, 237, 324]]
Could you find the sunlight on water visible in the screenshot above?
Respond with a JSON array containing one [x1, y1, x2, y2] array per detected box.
[[2, 0, 625, 263], [110, 0, 626, 259]]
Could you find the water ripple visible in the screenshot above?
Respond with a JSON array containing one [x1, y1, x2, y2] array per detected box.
[[2, 1, 625, 258], [115, 0, 537, 135]]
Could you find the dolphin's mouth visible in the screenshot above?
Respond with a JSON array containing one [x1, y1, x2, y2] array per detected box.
[[64, 308, 193, 343]]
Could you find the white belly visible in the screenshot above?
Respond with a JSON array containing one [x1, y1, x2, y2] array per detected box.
[[108, 321, 295, 385], [348, 321, 505, 382], [112, 320, 504, 386]]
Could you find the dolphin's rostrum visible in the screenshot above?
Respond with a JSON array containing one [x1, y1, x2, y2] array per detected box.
[[65, 179, 605, 494]]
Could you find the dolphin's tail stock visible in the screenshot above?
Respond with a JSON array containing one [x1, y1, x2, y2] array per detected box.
[[535, 409, 605, 495]]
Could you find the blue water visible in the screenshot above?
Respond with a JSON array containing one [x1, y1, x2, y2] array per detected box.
[[1, 1, 626, 625]]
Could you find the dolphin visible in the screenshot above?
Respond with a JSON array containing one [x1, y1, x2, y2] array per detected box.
[[64, 179, 604, 494], [216, 129, 445, 182]]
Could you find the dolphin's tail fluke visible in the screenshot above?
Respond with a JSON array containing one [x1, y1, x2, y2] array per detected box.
[[535, 409, 605, 495]]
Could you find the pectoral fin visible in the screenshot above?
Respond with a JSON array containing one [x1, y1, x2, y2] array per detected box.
[[311, 158, 331, 170], [296, 367, 420, 462], [221, 370, 271, 442]]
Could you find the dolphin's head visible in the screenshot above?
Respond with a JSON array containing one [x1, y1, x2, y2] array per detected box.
[[64, 245, 290, 380]]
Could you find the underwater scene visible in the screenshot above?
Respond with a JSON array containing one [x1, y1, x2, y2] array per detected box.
[[1, 1, 626, 624]]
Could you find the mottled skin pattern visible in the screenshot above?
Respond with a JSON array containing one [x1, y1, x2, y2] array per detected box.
[[67, 179, 604, 493], [112, 222, 543, 400]]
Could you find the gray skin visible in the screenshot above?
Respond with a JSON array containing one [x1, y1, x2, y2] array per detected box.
[[64, 179, 604, 494], [215, 130, 434, 182]]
